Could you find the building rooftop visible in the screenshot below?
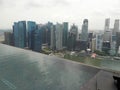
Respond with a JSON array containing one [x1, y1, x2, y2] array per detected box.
[[0, 44, 117, 90]]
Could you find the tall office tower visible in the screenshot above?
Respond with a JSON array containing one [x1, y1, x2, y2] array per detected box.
[[76, 33, 81, 41], [13, 21, 27, 48], [45, 22, 53, 47], [116, 32, 120, 53], [80, 19, 88, 51], [102, 41, 111, 54], [70, 24, 78, 40], [95, 33, 103, 51], [81, 19, 88, 41], [32, 25, 42, 52], [55, 23, 63, 50], [67, 24, 78, 50], [111, 28, 117, 55], [39, 25, 47, 44], [87, 32, 93, 50], [91, 38, 96, 52], [110, 41, 116, 55], [62, 22, 68, 48], [113, 19, 119, 36], [4, 32, 14, 45], [39, 22, 53, 47], [103, 18, 111, 42], [13, 22, 19, 47], [104, 18, 110, 31], [27, 21, 36, 49], [50, 25, 56, 50]]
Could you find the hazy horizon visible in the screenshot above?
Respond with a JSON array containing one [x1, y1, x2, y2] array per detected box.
[[0, 0, 120, 30]]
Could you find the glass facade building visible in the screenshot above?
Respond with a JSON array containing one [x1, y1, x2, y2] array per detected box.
[[81, 19, 88, 41], [62, 22, 68, 48], [27, 21, 36, 49], [46, 22, 53, 47], [13, 21, 26, 48], [55, 23, 63, 50], [50, 25, 56, 50], [32, 26, 42, 52]]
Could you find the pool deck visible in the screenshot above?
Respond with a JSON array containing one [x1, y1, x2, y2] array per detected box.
[[0, 44, 119, 90], [81, 70, 117, 90]]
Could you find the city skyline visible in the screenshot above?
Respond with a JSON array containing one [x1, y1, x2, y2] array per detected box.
[[0, 0, 120, 29]]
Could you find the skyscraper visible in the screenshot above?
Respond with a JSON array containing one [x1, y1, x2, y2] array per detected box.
[[81, 19, 88, 41], [4, 32, 14, 45], [55, 23, 63, 50], [70, 24, 78, 40], [95, 33, 103, 51], [27, 21, 36, 49], [80, 19, 89, 51], [32, 25, 42, 52], [62, 22, 68, 48], [67, 24, 78, 50], [13, 22, 19, 47], [104, 18, 110, 32], [39, 22, 53, 47], [46, 22, 53, 47], [103, 18, 111, 42], [116, 32, 120, 53], [50, 25, 56, 50], [113, 19, 119, 36], [13, 21, 27, 48]]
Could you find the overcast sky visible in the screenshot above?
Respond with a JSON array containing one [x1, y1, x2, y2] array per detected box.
[[0, 0, 120, 30]]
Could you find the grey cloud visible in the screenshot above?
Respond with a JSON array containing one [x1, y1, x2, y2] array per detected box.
[[92, 11, 105, 16], [0, 0, 4, 7], [0, 0, 17, 8], [26, 2, 43, 8], [108, 9, 120, 16], [26, 0, 69, 9], [52, 0, 70, 6], [25, 1, 50, 9], [0, 0, 3, 5]]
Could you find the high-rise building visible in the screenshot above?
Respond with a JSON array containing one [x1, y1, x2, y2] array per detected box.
[[80, 19, 89, 51], [95, 33, 103, 51], [113, 19, 119, 36], [39, 22, 53, 47], [104, 18, 110, 31], [102, 41, 111, 54], [32, 25, 42, 52], [27, 21, 36, 49], [50, 25, 56, 50], [76, 33, 81, 41], [13, 21, 27, 48], [91, 38, 96, 52], [110, 41, 116, 55], [67, 24, 78, 50], [4, 32, 14, 45], [70, 24, 78, 40], [88, 32, 93, 50], [55, 23, 63, 50], [81, 19, 88, 41], [46, 22, 53, 47], [103, 18, 111, 42], [67, 32, 76, 51], [13, 22, 19, 47], [116, 32, 120, 53], [111, 31, 117, 55], [62, 22, 68, 48]]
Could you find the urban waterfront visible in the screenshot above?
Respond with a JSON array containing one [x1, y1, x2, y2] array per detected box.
[[65, 56, 120, 72]]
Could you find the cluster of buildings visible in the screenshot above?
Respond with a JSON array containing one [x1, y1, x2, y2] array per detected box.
[[95, 18, 120, 55], [4, 18, 120, 55]]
